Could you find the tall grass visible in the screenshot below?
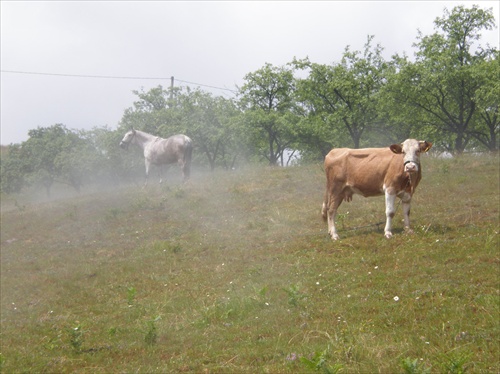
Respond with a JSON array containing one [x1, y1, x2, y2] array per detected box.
[[1, 154, 498, 373]]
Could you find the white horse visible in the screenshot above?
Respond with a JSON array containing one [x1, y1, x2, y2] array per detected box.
[[120, 129, 193, 183]]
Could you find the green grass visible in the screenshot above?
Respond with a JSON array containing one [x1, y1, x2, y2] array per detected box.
[[1, 155, 499, 373]]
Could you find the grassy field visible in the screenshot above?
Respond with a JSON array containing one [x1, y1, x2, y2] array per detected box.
[[1, 154, 498, 373]]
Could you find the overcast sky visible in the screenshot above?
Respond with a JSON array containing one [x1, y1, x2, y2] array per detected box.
[[1, 1, 498, 145]]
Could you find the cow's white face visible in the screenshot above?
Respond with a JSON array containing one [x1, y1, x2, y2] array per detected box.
[[390, 139, 432, 173]]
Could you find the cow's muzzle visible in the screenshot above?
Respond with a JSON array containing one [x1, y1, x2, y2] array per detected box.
[[404, 160, 419, 173]]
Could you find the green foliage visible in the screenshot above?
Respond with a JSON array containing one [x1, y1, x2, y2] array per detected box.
[[470, 52, 499, 151], [239, 62, 299, 165], [440, 351, 472, 374], [119, 85, 245, 170], [144, 316, 161, 346], [22, 124, 89, 195], [401, 357, 431, 374], [294, 36, 389, 150], [284, 283, 306, 307], [178, 89, 242, 169], [0, 144, 27, 193], [300, 348, 344, 373], [69, 324, 84, 353], [126, 287, 137, 306], [384, 5, 498, 153], [0, 124, 122, 196]]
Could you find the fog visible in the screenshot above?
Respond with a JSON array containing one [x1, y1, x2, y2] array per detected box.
[[2, 1, 498, 145]]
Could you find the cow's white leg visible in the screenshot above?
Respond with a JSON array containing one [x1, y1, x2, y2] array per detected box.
[[326, 197, 342, 240], [321, 201, 328, 220], [328, 211, 339, 240], [401, 193, 413, 233], [384, 191, 396, 239]]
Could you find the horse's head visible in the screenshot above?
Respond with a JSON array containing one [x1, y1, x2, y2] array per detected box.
[[120, 129, 136, 150]]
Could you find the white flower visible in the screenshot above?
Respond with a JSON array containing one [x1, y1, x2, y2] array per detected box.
[[393, 296, 399, 301]]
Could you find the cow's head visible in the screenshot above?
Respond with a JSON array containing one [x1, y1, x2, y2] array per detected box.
[[390, 139, 432, 173], [120, 129, 136, 150]]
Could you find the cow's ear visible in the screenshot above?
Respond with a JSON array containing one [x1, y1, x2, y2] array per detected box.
[[419, 141, 432, 152], [390, 144, 403, 154]]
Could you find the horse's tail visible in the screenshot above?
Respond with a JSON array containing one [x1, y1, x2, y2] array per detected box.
[[183, 136, 193, 180]]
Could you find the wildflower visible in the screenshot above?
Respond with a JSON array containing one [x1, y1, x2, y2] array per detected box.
[[393, 296, 399, 301], [286, 353, 297, 361]]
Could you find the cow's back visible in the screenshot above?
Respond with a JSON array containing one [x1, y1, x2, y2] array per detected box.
[[325, 147, 404, 197]]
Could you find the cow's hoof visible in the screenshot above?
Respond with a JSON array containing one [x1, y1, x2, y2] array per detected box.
[[384, 232, 393, 239], [404, 227, 414, 235], [330, 233, 340, 241]]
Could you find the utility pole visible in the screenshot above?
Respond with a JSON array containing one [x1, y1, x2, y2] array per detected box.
[[170, 76, 174, 102]]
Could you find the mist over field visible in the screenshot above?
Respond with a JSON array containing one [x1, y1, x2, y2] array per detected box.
[[1, 155, 498, 373]]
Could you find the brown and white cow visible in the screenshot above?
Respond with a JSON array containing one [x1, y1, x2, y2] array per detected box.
[[322, 139, 432, 240]]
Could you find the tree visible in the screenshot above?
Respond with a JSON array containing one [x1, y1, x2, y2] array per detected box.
[[120, 85, 183, 136], [177, 88, 241, 170], [119, 86, 244, 170], [18, 124, 93, 197], [80, 126, 129, 185], [385, 5, 497, 153], [470, 52, 499, 151], [238, 63, 298, 166], [294, 36, 389, 150], [0, 144, 28, 194]]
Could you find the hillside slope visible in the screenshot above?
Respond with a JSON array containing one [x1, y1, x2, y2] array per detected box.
[[1, 156, 498, 373]]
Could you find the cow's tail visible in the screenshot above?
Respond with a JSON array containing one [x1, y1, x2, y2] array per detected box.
[[182, 136, 193, 180]]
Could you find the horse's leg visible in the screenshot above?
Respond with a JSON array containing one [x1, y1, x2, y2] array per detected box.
[[179, 159, 185, 181], [144, 159, 150, 187], [179, 159, 190, 182]]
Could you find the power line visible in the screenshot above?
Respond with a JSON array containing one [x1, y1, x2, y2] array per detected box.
[[1, 69, 238, 94]]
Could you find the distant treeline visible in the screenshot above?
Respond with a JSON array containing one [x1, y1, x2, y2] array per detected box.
[[1, 5, 498, 196]]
